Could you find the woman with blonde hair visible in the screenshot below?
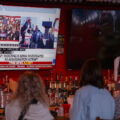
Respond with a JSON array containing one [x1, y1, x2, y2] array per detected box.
[[5, 71, 53, 120]]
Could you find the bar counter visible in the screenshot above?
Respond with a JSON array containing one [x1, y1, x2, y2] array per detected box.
[[0, 115, 69, 120]]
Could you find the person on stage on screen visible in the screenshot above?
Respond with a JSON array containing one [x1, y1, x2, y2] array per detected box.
[[5, 71, 53, 120], [44, 27, 54, 49], [30, 25, 44, 48], [20, 18, 32, 45], [70, 58, 115, 120]]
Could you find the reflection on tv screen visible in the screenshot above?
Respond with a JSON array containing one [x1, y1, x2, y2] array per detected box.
[[67, 9, 120, 69]]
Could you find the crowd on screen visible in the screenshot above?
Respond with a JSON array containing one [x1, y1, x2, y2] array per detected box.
[[0, 16, 20, 41]]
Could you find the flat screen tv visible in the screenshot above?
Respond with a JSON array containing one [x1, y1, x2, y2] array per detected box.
[[67, 8, 120, 70], [0, 5, 61, 70]]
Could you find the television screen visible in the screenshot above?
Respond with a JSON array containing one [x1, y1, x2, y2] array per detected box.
[[67, 8, 120, 69], [0, 5, 60, 70]]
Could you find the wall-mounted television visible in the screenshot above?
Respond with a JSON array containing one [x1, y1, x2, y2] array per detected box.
[[0, 5, 61, 70], [67, 8, 120, 70]]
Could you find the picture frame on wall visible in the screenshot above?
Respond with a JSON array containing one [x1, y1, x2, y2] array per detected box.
[[57, 35, 64, 54]]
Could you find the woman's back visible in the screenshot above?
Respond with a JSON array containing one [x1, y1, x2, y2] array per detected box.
[[70, 85, 115, 120], [5, 99, 53, 120], [5, 72, 53, 120]]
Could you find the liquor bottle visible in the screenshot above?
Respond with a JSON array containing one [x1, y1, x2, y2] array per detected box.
[[55, 73, 60, 106], [45, 74, 49, 95], [54, 87, 58, 106], [68, 76, 72, 95], [63, 96, 68, 104], [63, 77, 67, 95], [48, 81, 52, 98], [72, 76, 78, 95], [0, 89, 5, 116], [58, 73, 63, 95]]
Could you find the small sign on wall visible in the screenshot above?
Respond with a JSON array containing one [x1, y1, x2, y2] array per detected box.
[[57, 35, 64, 54]]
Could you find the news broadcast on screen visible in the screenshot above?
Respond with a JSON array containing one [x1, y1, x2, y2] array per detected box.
[[0, 5, 61, 70]]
